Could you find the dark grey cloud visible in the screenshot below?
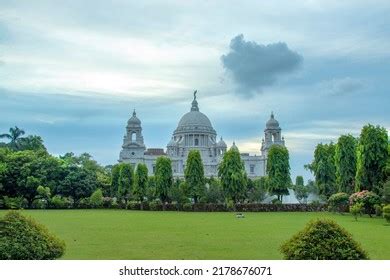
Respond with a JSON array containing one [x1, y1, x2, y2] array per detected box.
[[221, 34, 303, 96]]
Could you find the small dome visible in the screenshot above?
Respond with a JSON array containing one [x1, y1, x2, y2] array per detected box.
[[230, 141, 239, 152], [128, 110, 141, 125], [266, 112, 279, 128], [217, 137, 227, 147]]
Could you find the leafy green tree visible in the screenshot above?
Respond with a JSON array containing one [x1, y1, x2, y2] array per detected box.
[[184, 150, 205, 203], [36, 185, 51, 200], [111, 164, 122, 197], [57, 165, 97, 201], [335, 134, 357, 194], [0, 126, 25, 150], [169, 178, 188, 204], [267, 145, 291, 202], [17, 135, 47, 152], [146, 176, 157, 201], [218, 147, 247, 203], [247, 177, 268, 203], [155, 156, 173, 209], [356, 124, 388, 193], [307, 143, 336, 198], [118, 163, 134, 203], [293, 176, 308, 204], [204, 177, 224, 203], [295, 176, 304, 187], [134, 163, 148, 208]]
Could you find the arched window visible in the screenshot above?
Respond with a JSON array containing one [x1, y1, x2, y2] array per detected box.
[[131, 132, 136, 142], [195, 138, 199, 146]]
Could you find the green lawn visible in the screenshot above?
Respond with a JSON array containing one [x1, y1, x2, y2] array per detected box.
[[1, 210, 389, 259]]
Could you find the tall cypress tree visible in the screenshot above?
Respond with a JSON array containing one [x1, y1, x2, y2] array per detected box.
[[118, 163, 134, 203], [356, 124, 388, 193], [267, 145, 291, 202], [134, 163, 148, 209], [184, 150, 205, 203], [155, 156, 173, 209], [218, 146, 247, 203], [335, 134, 357, 194]]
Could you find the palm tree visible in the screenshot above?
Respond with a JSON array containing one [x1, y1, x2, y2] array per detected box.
[[0, 126, 25, 149]]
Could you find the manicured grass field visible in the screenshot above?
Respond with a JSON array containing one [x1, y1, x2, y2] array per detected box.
[[1, 210, 389, 259]]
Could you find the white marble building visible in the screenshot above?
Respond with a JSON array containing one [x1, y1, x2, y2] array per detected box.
[[119, 92, 285, 178]]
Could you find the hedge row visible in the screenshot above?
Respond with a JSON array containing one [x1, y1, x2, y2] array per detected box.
[[126, 202, 327, 212]]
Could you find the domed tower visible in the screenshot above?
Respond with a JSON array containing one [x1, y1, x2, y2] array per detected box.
[[216, 137, 227, 156], [261, 112, 285, 156], [119, 110, 146, 161], [167, 91, 220, 175]]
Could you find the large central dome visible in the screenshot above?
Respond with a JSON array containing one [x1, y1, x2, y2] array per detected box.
[[174, 92, 216, 135]]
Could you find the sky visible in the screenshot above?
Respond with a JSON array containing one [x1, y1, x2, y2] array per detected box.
[[1, 0, 389, 181]]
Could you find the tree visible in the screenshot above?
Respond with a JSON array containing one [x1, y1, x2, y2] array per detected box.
[[17, 135, 47, 152], [118, 163, 134, 203], [218, 147, 247, 203], [133, 163, 148, 209], [247, 177, 267, 203], [307, 143, 336, 198], [155, 156, 173, 209], [267, 145, 291, 202], [0, 126, 25, 150], [57, 165, 97, 201], [111, 164, 122, 197], [204, 177, 224, 203], [295, 176, 304, 187], [184, 150, 205, 203], [335, 134, 357, 194], [355, 124, 388, 193]]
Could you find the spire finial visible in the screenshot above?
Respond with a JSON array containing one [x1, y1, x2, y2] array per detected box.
[[271, 111, 274, 118], [133, 109, 136, 117], [191, 90, 199, 111]]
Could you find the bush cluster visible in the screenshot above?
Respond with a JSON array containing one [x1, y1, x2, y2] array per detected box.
[[328, 192, 349, 213], [349, 190, 381, 217], [280, 219, 368, 260], [0, 211, 65, 260]]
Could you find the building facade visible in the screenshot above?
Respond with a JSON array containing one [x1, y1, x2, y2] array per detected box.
[[119, 92, 285, 178]]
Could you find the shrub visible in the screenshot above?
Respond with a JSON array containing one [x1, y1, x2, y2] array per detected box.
[[0, 211, 65, 259], [226, 200, 235, 211], [50, 195, 72, 209], [182, 203, 193, 211], [309, 199, 322, 208], [280, 219, 368, 260], [350, 202, 363, 221], [31, 198, 48, 209], [76, 198, 91, 209], [149, 201, 162, 211], [271, 198, 282, 205], [3, 196, 28, 209], [90, 189, 103, 208], [127, 201, 140, 210], [383, 205, 390, 223], [349, 190, 381, 217], [328, 192, 349, 213], [374, 204, 383, 217]]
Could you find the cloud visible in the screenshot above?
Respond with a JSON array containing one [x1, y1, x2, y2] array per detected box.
[[319, 77, 365, 96], [221, 34, 303, 96]]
